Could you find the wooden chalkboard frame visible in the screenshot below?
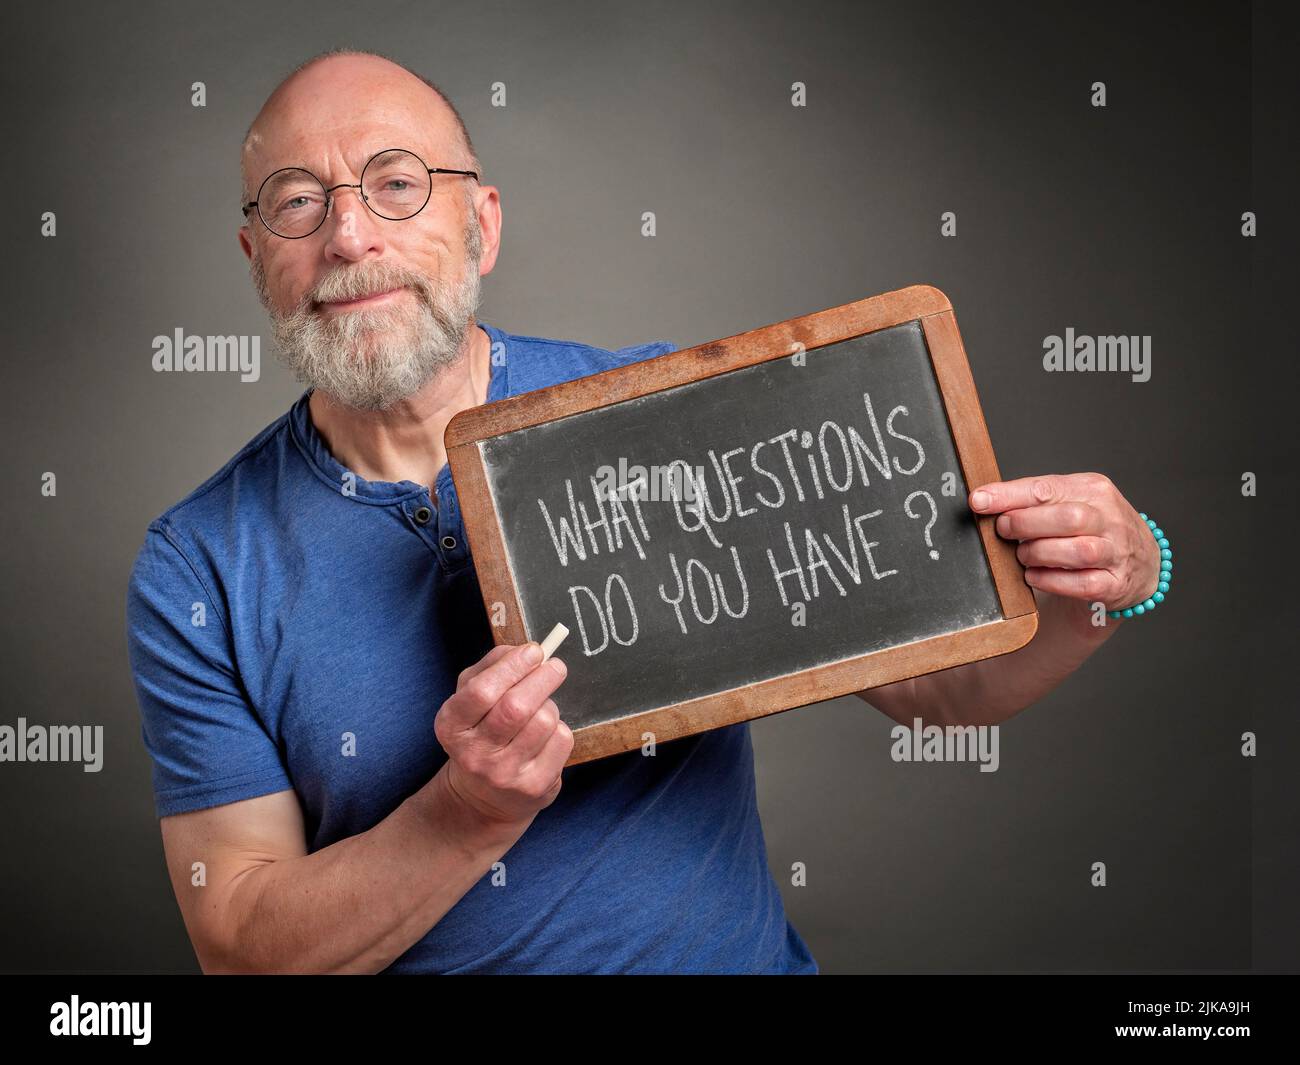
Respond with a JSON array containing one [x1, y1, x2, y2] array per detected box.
[[446, 285, 1038, 764]]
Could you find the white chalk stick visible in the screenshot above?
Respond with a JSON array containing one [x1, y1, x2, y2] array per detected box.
[[540, 623, 569, 662]]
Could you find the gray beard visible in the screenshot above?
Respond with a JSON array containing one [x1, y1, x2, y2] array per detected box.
[[253, 216, 483, 412]]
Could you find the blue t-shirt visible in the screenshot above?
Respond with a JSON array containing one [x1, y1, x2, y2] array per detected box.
[[126, 321, 818, 975]]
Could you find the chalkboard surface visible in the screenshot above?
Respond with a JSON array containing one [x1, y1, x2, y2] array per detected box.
[[448, 286, 1037, 762]]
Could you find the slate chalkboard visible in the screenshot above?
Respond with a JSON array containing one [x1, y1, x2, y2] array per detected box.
[[447, 286, 1037, 763]]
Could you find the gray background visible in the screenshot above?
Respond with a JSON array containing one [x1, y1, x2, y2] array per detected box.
[[2, 0, 1295, 973]]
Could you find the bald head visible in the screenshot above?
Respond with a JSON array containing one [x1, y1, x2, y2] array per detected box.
[[240, 50, 479, 207]]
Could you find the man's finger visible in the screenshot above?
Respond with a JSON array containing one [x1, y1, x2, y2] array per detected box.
[[456, 644, 516, 689], [1024, 566, 1117, 601], [521, 723, 574, 789], [970, 474, 1074, 514], [445, 642, 545, 730], [995, 501, 1104, 541], [504, 697, 565, 762], [471, 656, 568, 749], [1016, 535, 1115, 570]]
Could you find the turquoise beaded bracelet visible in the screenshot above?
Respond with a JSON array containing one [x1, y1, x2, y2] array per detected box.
[[1107, 512, 1172, 618]]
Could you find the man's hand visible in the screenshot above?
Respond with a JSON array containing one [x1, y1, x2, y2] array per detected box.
[[856, 471, 1162, 729], [435, 642, 573, 829], [968, 471, 1162, 613]]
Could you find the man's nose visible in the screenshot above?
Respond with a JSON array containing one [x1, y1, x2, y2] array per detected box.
[[321, 185, 384, 258]]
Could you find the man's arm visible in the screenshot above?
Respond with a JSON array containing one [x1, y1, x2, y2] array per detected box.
[[161, 641, 572, 974], [857, 472, 1162, 728], [162, 770, 521, 974], [858, 585, 1118, 728]]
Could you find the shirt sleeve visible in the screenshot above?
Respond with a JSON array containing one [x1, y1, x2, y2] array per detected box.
[[126, 521, 293, 818], [612, 339, 678, 364]]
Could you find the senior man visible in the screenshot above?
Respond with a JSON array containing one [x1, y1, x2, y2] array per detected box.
[[126, 49, 1165, 975]]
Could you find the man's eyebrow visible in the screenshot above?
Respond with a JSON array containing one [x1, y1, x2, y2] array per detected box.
[[245, 163, 306, 198], [247, 145, 451, 194], [359, 146, 442, 166]]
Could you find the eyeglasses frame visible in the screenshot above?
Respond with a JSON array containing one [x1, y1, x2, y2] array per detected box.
[[242, 147, 479, 239]]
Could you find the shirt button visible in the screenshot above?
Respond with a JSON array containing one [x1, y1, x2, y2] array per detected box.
[[441, 534, 457, 550], [413, 506, 432, 526]]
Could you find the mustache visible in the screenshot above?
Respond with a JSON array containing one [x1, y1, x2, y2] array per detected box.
[[308, 262, 434, 308]]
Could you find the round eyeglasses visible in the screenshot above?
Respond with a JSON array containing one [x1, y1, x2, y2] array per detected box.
[[243, 148, 479, 239]]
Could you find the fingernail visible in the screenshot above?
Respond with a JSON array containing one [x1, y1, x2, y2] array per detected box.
[[972, 490, 991, 510], [523, 642, 543, 665], [550, 657, 567, 677]]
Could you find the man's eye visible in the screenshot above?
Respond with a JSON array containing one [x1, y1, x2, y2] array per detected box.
[[384, 179, 410, 191], [272, 195, 315, 213]]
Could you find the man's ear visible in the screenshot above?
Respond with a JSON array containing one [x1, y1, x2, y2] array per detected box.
[[238, 226, 253, 262], [474, 185, 503, 278]]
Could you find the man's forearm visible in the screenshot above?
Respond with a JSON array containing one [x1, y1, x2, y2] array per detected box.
[[868, 588, 1121, 728], [211, 768, 526, 974]]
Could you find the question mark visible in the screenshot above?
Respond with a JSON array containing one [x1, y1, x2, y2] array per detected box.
[[904, 490, 940, 560]]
